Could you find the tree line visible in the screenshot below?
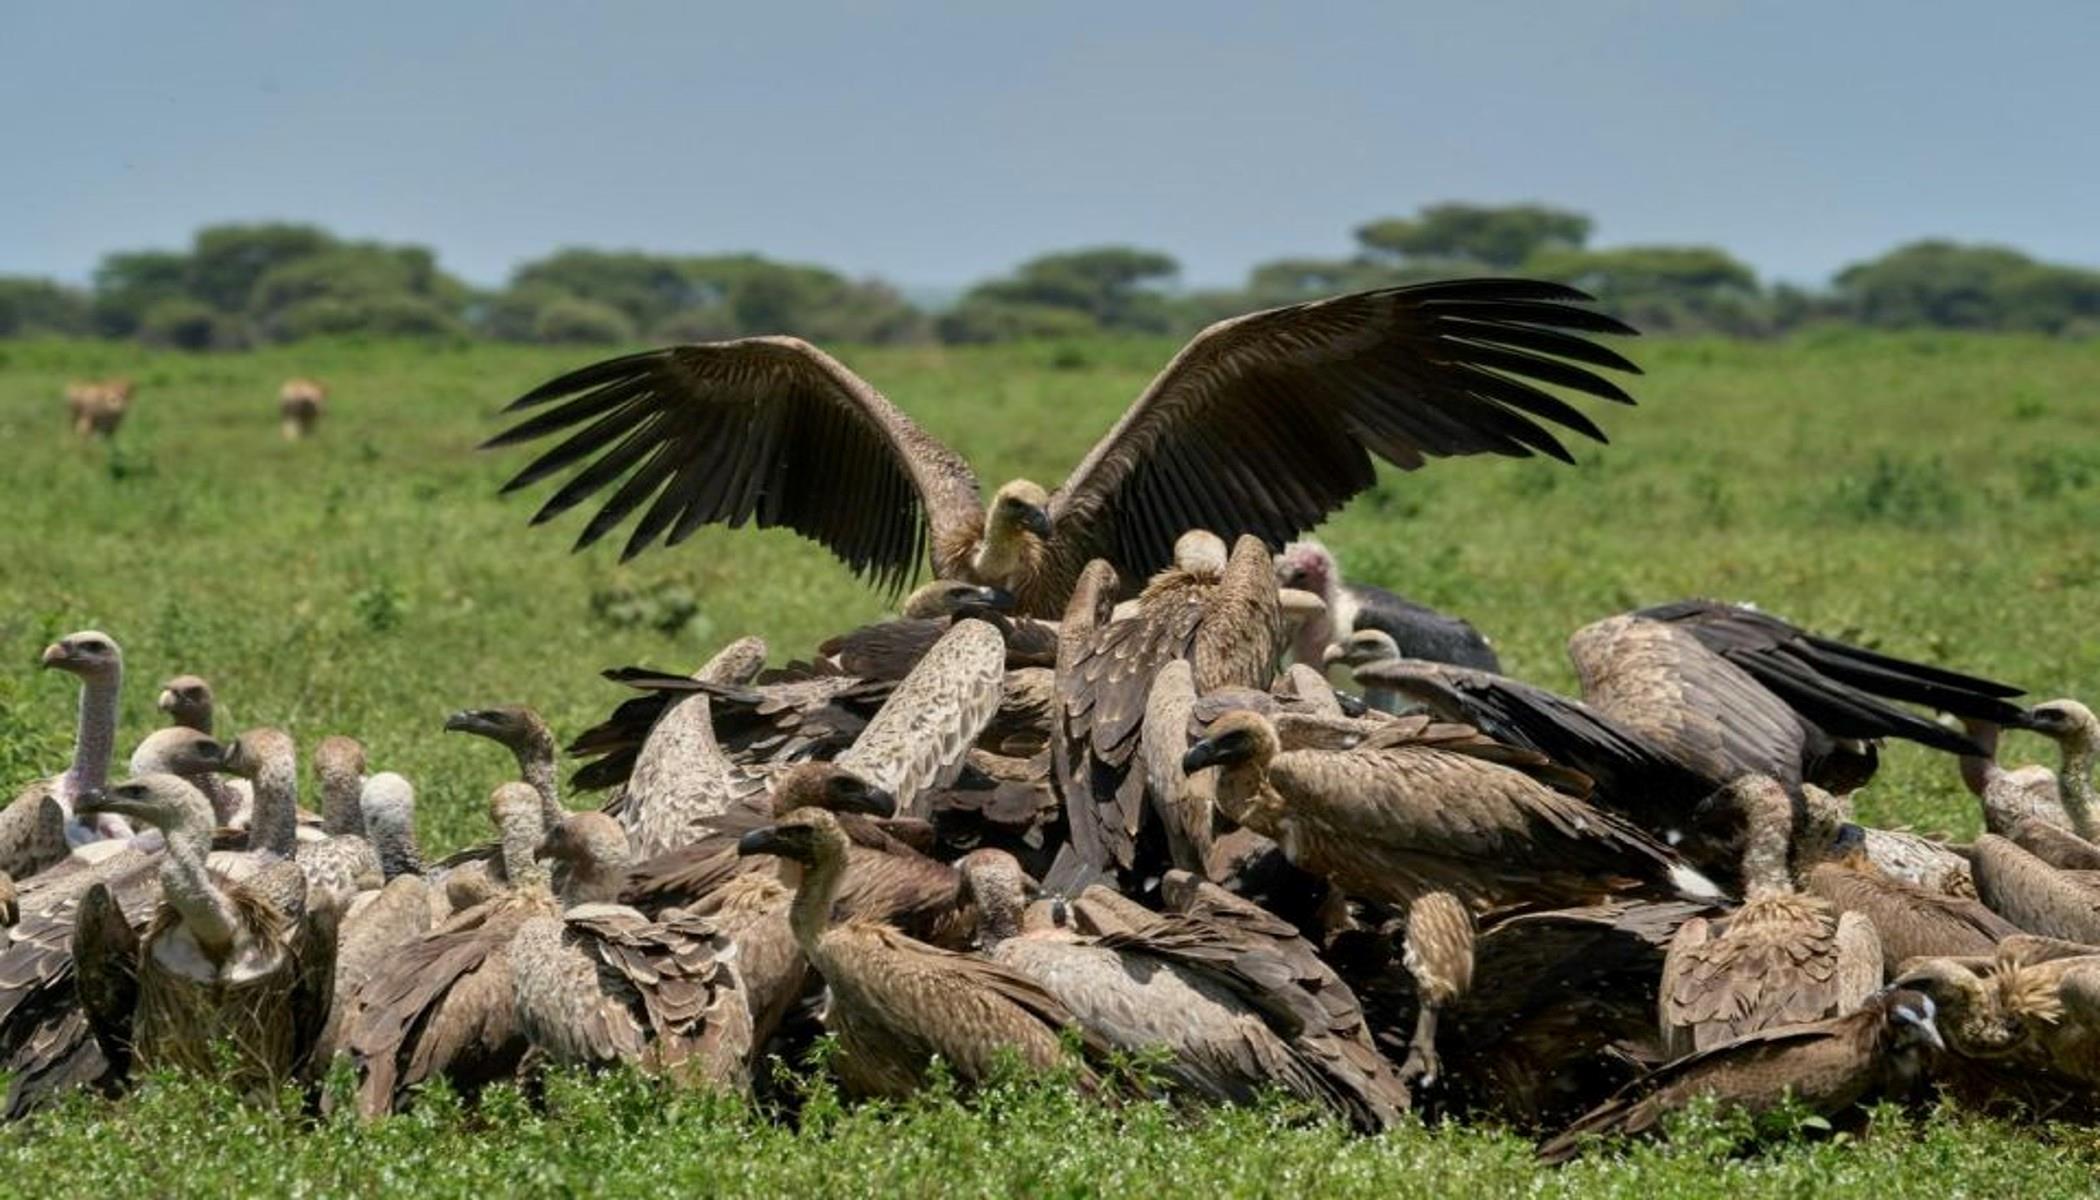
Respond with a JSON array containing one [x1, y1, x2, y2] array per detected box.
[[3, 203, 2097, 347]]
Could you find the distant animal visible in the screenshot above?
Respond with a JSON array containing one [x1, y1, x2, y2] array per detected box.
[[278, 378, 326, 440], [64, 379, 133, 438]]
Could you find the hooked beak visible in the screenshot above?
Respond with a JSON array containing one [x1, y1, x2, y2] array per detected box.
[[1320, 643, 1349, 668], [156, 688, 177, 712], [736, 826, 794, 859], [73, 788, 115, 818], [839, 785, 896, 820], [39, 643, 67, 669], [975, 586, 1018, 612], [1019, 505, 1052, 539], [1181, 739, 1225, 775], [442, 710, 486, 734]]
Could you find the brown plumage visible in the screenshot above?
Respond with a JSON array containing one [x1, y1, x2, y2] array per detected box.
[[279, 377, 326, 440], [509, 813, 752, 1088], [963, 851, 1406, 1130], [155, 675, 218, 734], [833, 619, 1007, 818], [71, 775, 336, 1094], [736, 808, 1098, 1098], [1182, 708, 1722, 1083], [1659, 776, 1881, 1055], [1803, 847, 2018, 971], [486, 279, 1639, 612], [7, 631, 127, 866], [1056, 533, 1282, 878], [1894, 947, 2100, 1115], [815, 581, 1053, 680], [336, 783, 557, 1116], [1969, 834, 2100, 944], [1538, 987, 1945, 1164]]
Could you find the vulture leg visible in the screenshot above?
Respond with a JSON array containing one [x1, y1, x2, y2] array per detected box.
[[1398, 891, 1474, 1086], [73, 882, 141, 1075]]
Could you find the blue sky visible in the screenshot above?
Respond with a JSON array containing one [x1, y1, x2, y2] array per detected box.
[[4, 1, 2094, 292]]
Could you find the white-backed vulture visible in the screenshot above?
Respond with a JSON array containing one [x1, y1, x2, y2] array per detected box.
[[1181, 709, 1721, 1084], [279, 377, 326, 440], [155, 674, 218, 734], [2000, 700, 2099, 839], [1803, 830, 2018, 971], [509, 812, 751, 1088], [72, 775, 335, 1094], [442, 705, 566, 834], [317, 774, 434, 1063], [1897, 945, 2100, 1095], [1276, 539, 1500, 672], [294, 735, 381, 914], [1538, 987, 1944, 1165], [0, 728, 231, 1115], [735, 808, 1101, 1098], [6, 631, 130, 860], [1658, 776, 1882, 1055], [1324, 630, 1407, 713], [965, 851, 1407, 1130], [830, 618, 1007, 819], [1056, 534, 1282, 879], [337, 783, 559, 1117], [815, 581, 1055, 680], [486, 280, 1639, 613]]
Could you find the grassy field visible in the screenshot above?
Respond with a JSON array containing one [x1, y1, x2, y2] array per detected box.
[[1, 331, 2098, 1192]]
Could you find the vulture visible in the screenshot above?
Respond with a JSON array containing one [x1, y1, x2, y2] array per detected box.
[[1897, 943, 2100, 1098], [964, 850, 1409, 1130], [1961, 700, 2099, 839], [1537, 987, 1945, 1165], [735, 808, 1101, 1098], [1055, 534, 1282, 880], [1276, 539, 1501, 672], [443, 705, 567, 832], [336, 783, 559, 1117], [1588, 600, 2029, 796], [485, 279, 1641, 614], [279, 377, 327, 440], [317, 774, 435, 1062], [72, 775, 336, 1094], [155, 675, 219, 734], [1658, 776, 1882, 1055], [813, 580, 1054, 680], [5, 631, 129, 862], [1803, 826, 2019, 970], [1180, 708, 1722, 1084], [509, 812, 752, 1089]]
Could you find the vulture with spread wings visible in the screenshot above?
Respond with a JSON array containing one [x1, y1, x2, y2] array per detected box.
[[485, 279, 1639, 615]]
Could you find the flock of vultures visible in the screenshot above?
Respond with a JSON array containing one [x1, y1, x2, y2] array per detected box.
[[14, 279, 2098, 1164]]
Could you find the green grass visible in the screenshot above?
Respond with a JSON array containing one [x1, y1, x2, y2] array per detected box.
[[1, 331, 2097, 1192]]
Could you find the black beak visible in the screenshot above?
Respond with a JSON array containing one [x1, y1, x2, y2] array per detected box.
[[1020, 505, 1052, 538], [442, 711, 484, 734], [976, 586, 1018, 612], [1181, 739, 1224, 774], [1833, 822, 1869, 855], [737, 826, 792, 858], [73, 788, 108, 816], [840, 785, 897, 820]]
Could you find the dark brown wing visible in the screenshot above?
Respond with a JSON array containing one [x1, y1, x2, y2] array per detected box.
[[289, 899, 341, 1077], [1041, 279, 1639, 599], [1635, 599, 2025, 753], [71, 883, 139, 1077], [485, 337, 983, 596]]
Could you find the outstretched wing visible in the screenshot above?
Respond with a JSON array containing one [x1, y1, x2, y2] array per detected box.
[[1042, 279, 1639, 596], [486, 337, 984, 596]]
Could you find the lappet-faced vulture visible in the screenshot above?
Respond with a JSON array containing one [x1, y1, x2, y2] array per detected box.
[[486, 280, 1640, 614]]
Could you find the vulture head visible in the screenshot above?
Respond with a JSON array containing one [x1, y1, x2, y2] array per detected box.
[[39, 630, 121, 680], [315, 734, 367, 786], [986, 480, 1054, 543], [128, 727, 228, 778], [75, 773, 215, 839], [443, 705, 555, 756], [1173, 529, 1230, 578], [1875, 987, 1948, 1057], [1890, 959, 2017, 1056], [535, 811, 634, 904], [2026, 699, 2098, 749], [1181, 710, 1284, 776], [156, 674, 216, 728], [360, 772, 418, 839], [1274, 540, 1339, 603], [955, 847, 1035, 946], [902, 580, 1017, 619], [736, 806, 850, 869], [220, 728, 295, 781], [767, 762, 897, 819], [1322, 629, 1401, 671]]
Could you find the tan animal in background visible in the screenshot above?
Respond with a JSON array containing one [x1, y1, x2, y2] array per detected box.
[[278, 378, 326, 440], [64, 378, 133, 438]]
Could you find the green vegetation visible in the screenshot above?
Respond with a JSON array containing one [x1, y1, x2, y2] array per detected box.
[[6, 204, 2100, 348], [1, 332, 2097, 1191]]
